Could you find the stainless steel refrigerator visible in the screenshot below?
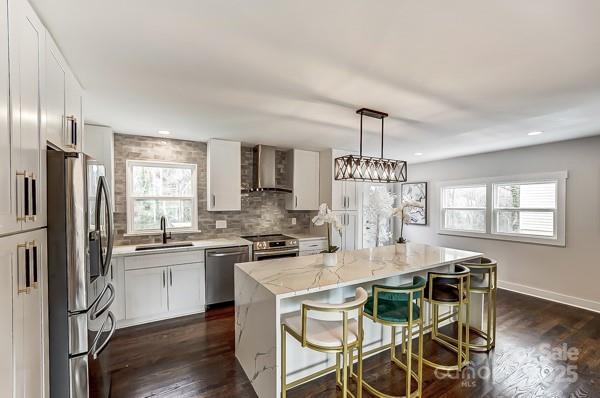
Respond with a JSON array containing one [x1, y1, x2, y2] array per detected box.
[[47, 149, 116, 398]]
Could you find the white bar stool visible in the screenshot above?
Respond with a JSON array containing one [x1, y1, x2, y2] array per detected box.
[[280, 287, 368, 398]]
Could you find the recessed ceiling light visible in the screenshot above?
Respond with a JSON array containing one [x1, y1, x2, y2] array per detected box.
[[414, 152, 423, 156], [528, 131, 543, 136], [158, 130, 171, 135]]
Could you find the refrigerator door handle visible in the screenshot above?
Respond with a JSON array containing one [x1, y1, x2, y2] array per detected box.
[[90, 282, 115, 320], [95, 176, 114, 276], [91, 312, 116, 360]]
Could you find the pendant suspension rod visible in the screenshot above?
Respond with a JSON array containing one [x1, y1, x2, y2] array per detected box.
[[359, 113, 363, 157], [381, 118, 384, 159]]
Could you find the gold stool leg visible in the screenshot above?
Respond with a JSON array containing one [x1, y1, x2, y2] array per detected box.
[[336, 352, 342, 387], [401, 327, 407, 355], [465, 299, 470, 366], [357, 342, 364, 398], [405, 324, 413, 397], [281, 324, 287, 398], [391, 326, 397, 362], [342, 345, 348, 398], [492, 288, 497, 349], [417, 319, 424, 398]]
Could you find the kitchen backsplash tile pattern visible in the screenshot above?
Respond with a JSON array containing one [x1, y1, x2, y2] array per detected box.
[[113, 134, 314, 245]]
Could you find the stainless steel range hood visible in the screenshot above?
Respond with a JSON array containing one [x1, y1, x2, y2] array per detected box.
[[250, 145, 292, 192]]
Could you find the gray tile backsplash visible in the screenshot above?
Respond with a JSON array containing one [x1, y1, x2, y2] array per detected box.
[[113, 134, 314, 246]]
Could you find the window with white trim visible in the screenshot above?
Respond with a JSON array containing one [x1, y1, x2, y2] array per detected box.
[[493, 181, 557, 238], [441, 185, 487, 233], [438, 172, 567, 246], [126, 160, 198, 234]]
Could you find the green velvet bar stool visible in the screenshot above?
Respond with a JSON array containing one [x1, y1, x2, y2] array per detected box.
[[421, 264, 471, 372], [460, 257, 497, 352], [360, 276, 426, 398]]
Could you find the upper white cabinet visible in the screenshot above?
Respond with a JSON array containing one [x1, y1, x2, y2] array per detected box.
[[83, 124, 114, 208], [0, 0, 18, 235], [207, 139, 241, 211], [286, 149, 319, 211], [45, 33, 83, 152], [1, 0, 46, 235], [320, 149, 358, 211], [0, 229, 48, 398]]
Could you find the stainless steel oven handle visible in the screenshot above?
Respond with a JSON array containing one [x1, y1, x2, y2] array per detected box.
[[254, 248, 299, 257], [91, 311, 116, 360], [90, 282, 115, 320]]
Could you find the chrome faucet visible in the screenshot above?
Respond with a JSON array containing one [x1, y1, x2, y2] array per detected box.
[[160, 216, 172, 244]]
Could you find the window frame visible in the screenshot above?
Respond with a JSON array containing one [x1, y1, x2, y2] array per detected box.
[[126, 159, 198, 235], [437, 171, 567, 246], [439, 184, 488, 234]]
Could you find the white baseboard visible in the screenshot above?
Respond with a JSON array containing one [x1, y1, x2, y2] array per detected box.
[[498, 280, 600, 313]]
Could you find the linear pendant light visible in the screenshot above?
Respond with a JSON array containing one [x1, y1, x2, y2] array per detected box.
[[334, 108, 407, 183]]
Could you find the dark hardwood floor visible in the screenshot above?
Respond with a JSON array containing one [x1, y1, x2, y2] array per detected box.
[[108, 290, 600, 397]]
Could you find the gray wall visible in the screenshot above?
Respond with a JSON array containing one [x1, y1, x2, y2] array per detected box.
[[113, 134, 314, 245], [399, 135, 600, 311]]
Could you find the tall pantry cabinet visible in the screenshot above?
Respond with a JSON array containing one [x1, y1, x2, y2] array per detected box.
[[1, 0, 84, 396]]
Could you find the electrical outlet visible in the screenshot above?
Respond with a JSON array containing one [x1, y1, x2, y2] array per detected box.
[[291, 218, 296, 225], [216, 220, 227, 229]]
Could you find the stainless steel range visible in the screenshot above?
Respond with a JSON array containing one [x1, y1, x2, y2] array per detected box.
[[242, 234, 299, 261]]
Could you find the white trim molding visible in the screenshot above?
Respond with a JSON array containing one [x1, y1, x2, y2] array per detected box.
[[499, 280, 600, 313], [126, 159, 198, 234]]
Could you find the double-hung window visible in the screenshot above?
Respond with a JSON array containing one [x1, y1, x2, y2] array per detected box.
[[493, 181, 557, 238], [438, 172, 567, 246], [440, 185, 487, 233], [126, 160, 198, 234]]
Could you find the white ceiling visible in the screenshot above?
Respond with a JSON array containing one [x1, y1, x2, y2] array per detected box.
[[30, 0, 600, 162]]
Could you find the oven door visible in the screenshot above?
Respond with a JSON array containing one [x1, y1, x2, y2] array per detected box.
[[254, 248, 299, 261]]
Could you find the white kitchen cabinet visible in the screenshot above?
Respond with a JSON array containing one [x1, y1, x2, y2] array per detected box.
[[125, 266, 169, 321], [207, 139, 241, 211], [286, 149, 319, 211], [320, 149, 358, 211], [45, 34, 67, 150], [119, 250, 206, 328], [6, 0, 46, 233], [83, 124, 115, 209], [65, 70, 84, 151], [0, 0, 19, 236], [330, 212, 358, 252], [298, 238, 327, 256], [168, 263, 205, 313], [0, 229, 48, 398], [108, 257, 125, 321], [45, 32, 83, 152]]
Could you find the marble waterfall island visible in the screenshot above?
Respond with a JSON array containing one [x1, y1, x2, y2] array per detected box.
[[234, 243, 482, 398]]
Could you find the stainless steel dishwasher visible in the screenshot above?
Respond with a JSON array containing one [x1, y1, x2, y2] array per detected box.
[[205, 246, 250, 305]]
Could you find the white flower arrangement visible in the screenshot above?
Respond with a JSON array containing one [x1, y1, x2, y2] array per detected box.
[[312, 203, 342, 253], [392, 199, 424, 243]]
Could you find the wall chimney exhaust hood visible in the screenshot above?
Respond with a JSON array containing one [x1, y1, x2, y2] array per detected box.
[[249, 145, 292, 192]]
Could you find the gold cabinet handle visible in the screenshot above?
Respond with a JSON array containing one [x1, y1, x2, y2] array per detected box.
[[28, 173, 36, 222], [16, 243, 30, 294], [15, 171, 27, 221]]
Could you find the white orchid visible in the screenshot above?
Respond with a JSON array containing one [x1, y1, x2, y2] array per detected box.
[[393, 199, 425, 243], [312, 203, 341, 253]]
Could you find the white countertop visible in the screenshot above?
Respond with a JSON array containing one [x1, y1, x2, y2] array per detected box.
[[235, 243, 482, 298], [113, 237, 252, 257]]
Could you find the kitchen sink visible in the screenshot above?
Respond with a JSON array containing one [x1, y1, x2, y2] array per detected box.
[[135, 242, 194, 251]]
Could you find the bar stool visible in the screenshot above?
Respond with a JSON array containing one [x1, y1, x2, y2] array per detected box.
[[280, 287, 368, 398], [360, 276, 426, 398], [460, 257, 497, 352], [420, 264, 471, 371]]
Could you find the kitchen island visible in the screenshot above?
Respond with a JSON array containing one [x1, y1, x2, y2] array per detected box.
[[234, 243, 482, 398]]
